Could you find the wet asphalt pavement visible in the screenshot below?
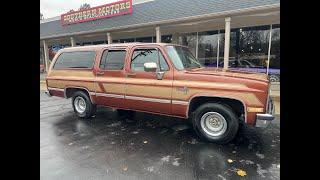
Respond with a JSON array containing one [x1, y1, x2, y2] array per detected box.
[[40, 93, 280, 180]]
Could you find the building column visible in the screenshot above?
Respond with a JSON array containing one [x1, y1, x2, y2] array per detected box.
[[107, 33, 112, 44], [195, 32, 199, 58], [155, 26, 161, 43], [266, 24, 273, 75], [70, 37, 76, 47], [43, 40, 50, 72], [223, 17, 231, 70]]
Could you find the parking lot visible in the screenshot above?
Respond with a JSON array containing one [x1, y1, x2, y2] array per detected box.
[[40, 92, 280, 180]]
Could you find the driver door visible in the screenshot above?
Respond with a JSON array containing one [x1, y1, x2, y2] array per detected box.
[[125, 46, 173, 115]]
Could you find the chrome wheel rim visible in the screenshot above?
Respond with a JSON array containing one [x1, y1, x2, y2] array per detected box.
[[74, 96, 86, 114], [200, 112, 227, 137]]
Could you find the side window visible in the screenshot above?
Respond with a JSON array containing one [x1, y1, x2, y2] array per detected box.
[[53, 51, 95, 69], [100, 50, 126, 70], [131, 49, 169, 72]]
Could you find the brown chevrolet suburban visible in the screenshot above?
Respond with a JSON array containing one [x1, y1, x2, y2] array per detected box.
[[45, 43, 275, 144]]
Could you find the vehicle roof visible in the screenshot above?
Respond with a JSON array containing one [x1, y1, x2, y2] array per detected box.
[[61, 42, 187, 52]]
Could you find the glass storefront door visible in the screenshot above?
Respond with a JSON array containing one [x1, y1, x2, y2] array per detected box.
[[198, 31, 219, 67], [269, 25, 280, 82], [178, 32, 197, 57]]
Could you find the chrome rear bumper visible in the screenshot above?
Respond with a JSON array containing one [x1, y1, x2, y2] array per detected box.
[[255, 96, 275, 128], [255, 113, 275, 127]]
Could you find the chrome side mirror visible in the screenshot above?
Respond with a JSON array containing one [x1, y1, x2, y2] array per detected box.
[[144, 62, 157, 72], [156, 71, 165, 80], [143, 62, 165, 80]]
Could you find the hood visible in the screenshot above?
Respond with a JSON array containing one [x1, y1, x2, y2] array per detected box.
[[185, 67, 269, 82]]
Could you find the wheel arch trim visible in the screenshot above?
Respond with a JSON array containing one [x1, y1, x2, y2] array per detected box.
[[64, 86, 95, 104], [186, 94, 247, 123]]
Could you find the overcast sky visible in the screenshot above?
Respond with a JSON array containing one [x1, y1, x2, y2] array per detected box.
[[40, 0, 118, 18]]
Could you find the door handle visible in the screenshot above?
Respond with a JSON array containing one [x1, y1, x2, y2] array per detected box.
[[126, 72, 136, 77], [96, 71, 104, 76]]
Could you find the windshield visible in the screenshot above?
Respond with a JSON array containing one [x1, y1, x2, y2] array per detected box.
[[166, 46, 202, 70]]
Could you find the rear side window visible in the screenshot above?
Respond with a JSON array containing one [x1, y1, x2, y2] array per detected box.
[[53, 51, 96, 69], [100, 50, 126, 70]]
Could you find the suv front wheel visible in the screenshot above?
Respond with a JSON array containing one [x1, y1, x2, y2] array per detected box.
[[192, 103, 239, 144], [72, 91, 96, 118]]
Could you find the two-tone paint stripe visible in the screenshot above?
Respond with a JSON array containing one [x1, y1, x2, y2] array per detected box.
[[125, 95, 171, 104], [47, 87, 189, 105], [95, 92, 125, 99], [47, 87, 64, 92], [171, 100, 189, 105]]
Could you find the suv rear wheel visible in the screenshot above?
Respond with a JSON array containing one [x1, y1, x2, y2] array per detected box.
[[72, 91, 96, 118], [192, 103, 239, 144]]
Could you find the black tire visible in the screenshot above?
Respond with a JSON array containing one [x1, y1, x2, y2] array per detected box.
[[72, 91, 96, 119], [192, 103, 239, 144]]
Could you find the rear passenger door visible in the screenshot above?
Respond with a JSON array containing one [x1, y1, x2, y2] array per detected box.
[[94, 48, 127, 108]]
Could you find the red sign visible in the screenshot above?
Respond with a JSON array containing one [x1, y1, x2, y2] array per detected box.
[[61, 0, 133, 26]]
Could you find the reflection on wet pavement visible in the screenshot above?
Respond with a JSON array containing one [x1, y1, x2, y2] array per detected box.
[[40, 93, 280, 180]]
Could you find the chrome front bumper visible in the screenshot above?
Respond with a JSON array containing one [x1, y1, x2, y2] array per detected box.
[[255, 97, 275, 128]]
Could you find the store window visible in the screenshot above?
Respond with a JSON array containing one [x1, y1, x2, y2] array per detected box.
[[83, 42, 92, 46], [136, 37, 152, 43], [178, 32, 197, 57], [63, 44, 71, 48], [238, 26, 270, 73], [120, 38, 134, 43], [269, 24, 280, 82], [198, 31, 219, 67], [217, 31, 225, 67], [173, 24, 279, 81], [219, 26, 270, 74], [93, 41, 105, 45], [161, 35, 172, 43]]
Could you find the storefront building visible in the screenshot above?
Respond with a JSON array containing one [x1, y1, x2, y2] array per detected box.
[[40, 0, 280, 82]]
